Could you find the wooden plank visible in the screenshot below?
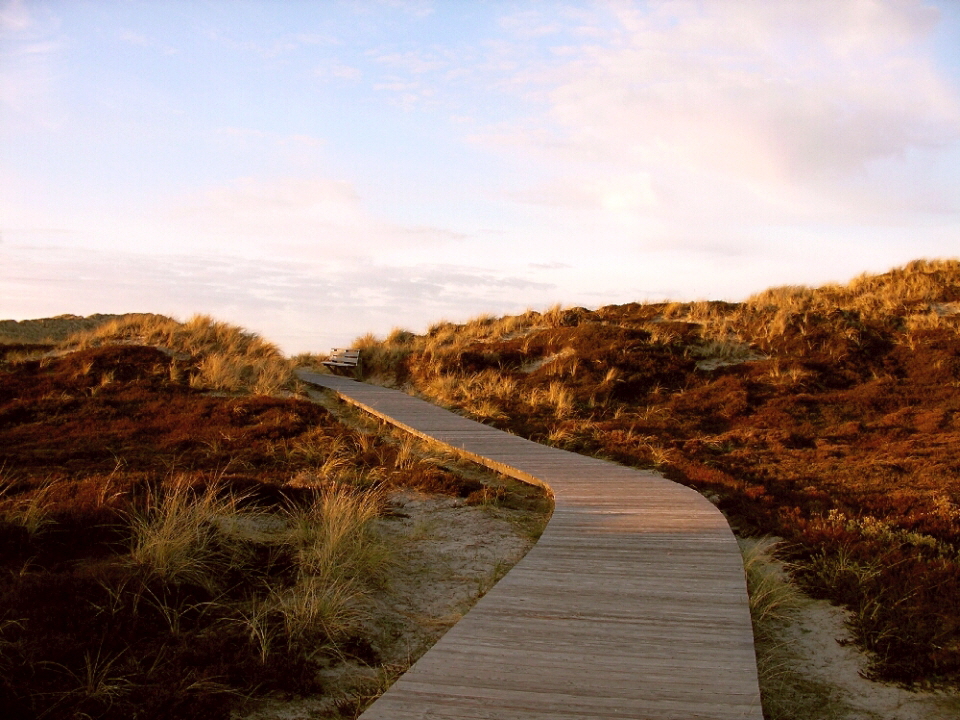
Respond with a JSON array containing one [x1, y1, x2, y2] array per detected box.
[[297, 370, 764, 719]]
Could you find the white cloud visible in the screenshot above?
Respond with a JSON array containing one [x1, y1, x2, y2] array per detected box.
[[160, 174, 472, 267], [282, 134, 325, 149], [374, 0, 436, 20], [0, 1, 61, 126], [529, 261, 572, 270], [118, 29, 178, 55], [485, 0, 960, 227], [215, 126, 270, 140], [5, 0, 960, 351], [0, 243, 554, 354], [169, 176, 371, 247], [315, 61, 362, 80], [372, 80, 420, 92], [499, 20, 559, 39], [509, 172, 658, 211], [213, 128, 326, 157], [0, 0, 29, 32], [372, 49, 447, 74]]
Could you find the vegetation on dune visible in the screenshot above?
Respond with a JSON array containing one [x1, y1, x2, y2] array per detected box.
[[0, 313, 128, 345], [5, 259, 958, 715], [64, 313, 295, 395], [343, 258, 960, 687], [2, 312, 295, 395], [0, 328, 544, 718]]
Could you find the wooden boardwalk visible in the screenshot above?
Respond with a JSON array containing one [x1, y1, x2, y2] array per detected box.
[[297, 371, 763, 720]]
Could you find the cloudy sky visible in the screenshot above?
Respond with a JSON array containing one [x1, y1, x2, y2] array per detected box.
[[2, 0, 959, 353]]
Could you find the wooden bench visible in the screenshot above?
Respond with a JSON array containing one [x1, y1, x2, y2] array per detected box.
[[321, 348, 360, 374]]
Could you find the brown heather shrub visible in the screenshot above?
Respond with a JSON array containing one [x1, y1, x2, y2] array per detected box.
[[348, 258, 960, 686], [0, 339, 517, 718]]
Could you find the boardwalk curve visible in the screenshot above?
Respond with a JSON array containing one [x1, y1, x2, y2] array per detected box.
[[298, 370, 763, 720]]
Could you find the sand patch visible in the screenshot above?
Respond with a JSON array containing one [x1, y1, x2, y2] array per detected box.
[[756, 563, 960, 720], [234, 488, 543, 719], [932, 302, 960, 316]]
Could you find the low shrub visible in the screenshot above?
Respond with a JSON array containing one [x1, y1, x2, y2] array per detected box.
[[349, 259, 960, 686]]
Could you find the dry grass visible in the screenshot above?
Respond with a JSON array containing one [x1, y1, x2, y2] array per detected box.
[[344, 257, 960, 688], [226, 487, 391, 661], [0, 313, 127, 344], [284, 487, 389, 584], [0, 352, 401, 715], [0, 337, 554, 718], [126, 475, 249, 590], [0, 473, 58, 537], [2, 471, 395, 718], [740, 538, 802, 636], [697, 258, 960, 349], [739, 537, 858, 720], [64, 313, 293, 394]]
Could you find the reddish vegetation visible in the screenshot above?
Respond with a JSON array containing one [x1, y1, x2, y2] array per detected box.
[[0, 344, 484, 719], [0, 345, 477, 492], [359, 259, 960, 686]]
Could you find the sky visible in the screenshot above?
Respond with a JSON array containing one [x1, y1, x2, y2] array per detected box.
[[2, 0, 960, 354]]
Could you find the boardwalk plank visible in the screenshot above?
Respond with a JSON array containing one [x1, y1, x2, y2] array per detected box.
[[297, 371, 763, 719]]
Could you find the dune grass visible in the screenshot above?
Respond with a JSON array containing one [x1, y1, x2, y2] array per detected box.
[[1, 474, 392, 719], [0, 472, 57, 538], [127, 475, 251, 590], [0, 335, 550, 718], [347, 258, 960, 687], [739, 538, 802, 637], [64, 313, 294, 395]]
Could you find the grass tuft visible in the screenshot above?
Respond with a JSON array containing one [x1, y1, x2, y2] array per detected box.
[[740, 538, 801, 635], [127, 476, 247, 590], [0, 474, 58, 537]]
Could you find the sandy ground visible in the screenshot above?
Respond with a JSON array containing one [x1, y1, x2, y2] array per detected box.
[[237, 496, 960, 720], [235, 488, 542, 719], [756, 565, 960, 720]]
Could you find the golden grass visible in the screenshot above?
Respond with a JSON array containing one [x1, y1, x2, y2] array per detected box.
[[739, 538, 802, 634], [648, 258, 960, 354], [127, 476, 249, 590], [284, 487, 388, 583], [126, 474, 390, 660], [229, 487, 392, 658], [698, 258, 960, 346], [344, 306, 556, 387], [735, 537, 845, 720], [0, 313, 129, 344], [269, 575, 363, 651], [1, 347, 51, 364], [334, 260, 960, 442], [0, 474, 58, 537], [3, 342, 556, 716], [64, 313, 293, 395], [333, 258, 960, 688]]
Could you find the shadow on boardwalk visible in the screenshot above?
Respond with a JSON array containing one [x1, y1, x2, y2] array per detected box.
[[298, 370, 762, 720]]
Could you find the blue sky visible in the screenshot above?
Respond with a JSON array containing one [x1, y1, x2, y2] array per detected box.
[[3, 0, 960, 353]]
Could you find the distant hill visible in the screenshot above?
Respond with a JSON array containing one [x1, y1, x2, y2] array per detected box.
[[0, 313, 147, 344]]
